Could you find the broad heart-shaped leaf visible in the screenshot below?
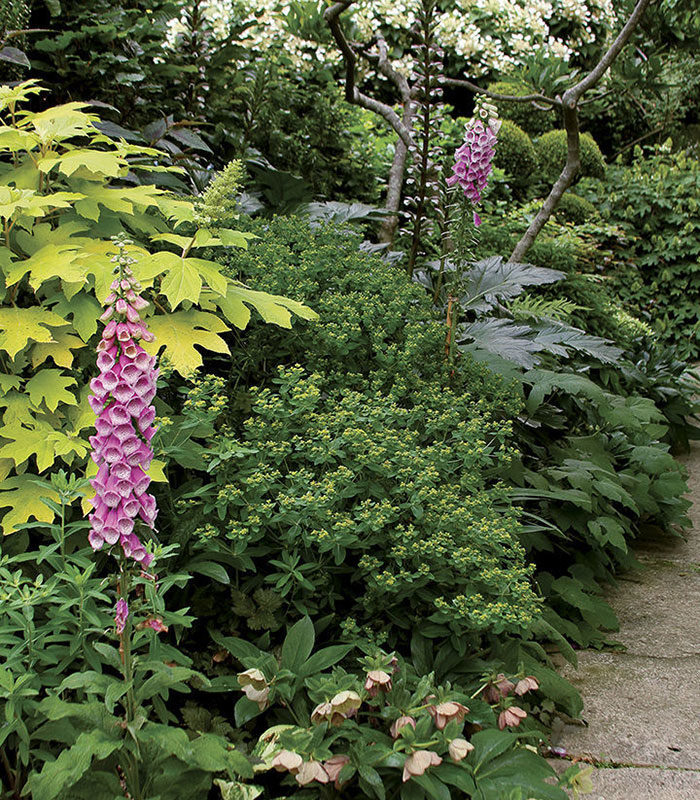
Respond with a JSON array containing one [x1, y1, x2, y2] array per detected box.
[[0, 307, 67, 358], [23, 728, 121, 800], [25, 369, 77, 412], [212, 282, 318, 330], [458, 256, 564, 312], [0, 474, 59, 535], [280, 616, 315, 671], [142, 311, 230, 375]]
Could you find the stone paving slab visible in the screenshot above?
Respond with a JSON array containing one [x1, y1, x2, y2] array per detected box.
[[583, 767, 700, 800], [557, 651, 700, 770], [604, 561, 700, 657]]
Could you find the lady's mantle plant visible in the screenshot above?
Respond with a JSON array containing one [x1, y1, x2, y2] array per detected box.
[[88, 236, 157, 565]]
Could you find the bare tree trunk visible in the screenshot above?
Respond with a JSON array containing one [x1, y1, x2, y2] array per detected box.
[[378, 100, 416, 243], [509, 104, 580, 263], [509, 0, 652, 262], [378, 137, 408, 243]]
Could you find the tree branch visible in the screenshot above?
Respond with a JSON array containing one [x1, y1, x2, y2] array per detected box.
[[509, 105, 580, 263], [509, 0, 654, 262], [567, 0, 654, 102], [443, 77, 559, 107], [324, 1, 416, 149]]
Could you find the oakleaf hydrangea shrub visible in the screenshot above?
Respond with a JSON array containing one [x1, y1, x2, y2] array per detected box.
[[169, 218, 538, 652]]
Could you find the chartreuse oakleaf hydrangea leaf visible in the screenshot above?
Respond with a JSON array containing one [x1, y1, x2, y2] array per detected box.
[[0, 417, 88, 472], [211, 283, 319, 330], [25, 369, 78, 412], [0, 474, 59, 535], [143, 311, 231, 375], [3, 243, 86, 289], [0, 307, 67, 359], [31, 330, 86, 369]]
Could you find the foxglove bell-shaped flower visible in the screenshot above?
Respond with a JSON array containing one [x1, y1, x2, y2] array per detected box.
[[446, 98, 501, 226], [88, 238, 158, 566]]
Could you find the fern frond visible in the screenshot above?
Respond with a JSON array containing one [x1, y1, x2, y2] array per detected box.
[[509, 294, 584, 322]]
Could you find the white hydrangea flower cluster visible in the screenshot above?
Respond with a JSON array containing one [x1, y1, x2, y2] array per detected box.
[[180, 0, 618, 75]]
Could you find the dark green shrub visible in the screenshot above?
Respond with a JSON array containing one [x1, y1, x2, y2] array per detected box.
[[488, 81, 556, 136], [494, 120, 537, 193], [594, 146, 700, 357], [555, 192, 599, 224], [535, 130, 606, 184]]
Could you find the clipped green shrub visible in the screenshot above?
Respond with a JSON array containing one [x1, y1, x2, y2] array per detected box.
[[494, 119, 537, 193], [536, 130, 606, 183], [555, 192, 599, 224], [488, 81, 556, 136]]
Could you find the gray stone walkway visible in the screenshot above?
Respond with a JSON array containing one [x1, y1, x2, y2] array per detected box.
[[552, 445, 700, 799]]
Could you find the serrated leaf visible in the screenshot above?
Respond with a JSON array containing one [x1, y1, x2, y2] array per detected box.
[[142, 311, 230, 375], [459, 319, 544, 368], [49, 293, 101, 341], [213, 283, 318, 330], [0, 474, 59, 535], [25, 369, 77, 412], [0, 307, 67, 358], [459, 256, 564, 311], [38, 148, 124, 179], [31, 330, 85, 368]]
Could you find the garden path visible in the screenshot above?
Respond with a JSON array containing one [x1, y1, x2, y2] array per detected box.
[[552, 443, 700, 799]]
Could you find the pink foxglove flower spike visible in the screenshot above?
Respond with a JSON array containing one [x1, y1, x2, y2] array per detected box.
[[88, 235, 158, 567], [446, 97, 501, 226]]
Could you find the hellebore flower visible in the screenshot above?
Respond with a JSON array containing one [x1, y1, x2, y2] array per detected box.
[[323, 754, 351, 789], [484, 673, 515, 703], [498, 705, 527, 730], [312, 690, 361, 726], [88, 240, 158, 566], [364, 669, 392, 697], [390, 715, 417, 739], [114, 598, 129, 634], [428, 700, 470, 731], [271, 750, 303, 774], [446, 98, 500, 226], [296, 761, 329, 786], [448, 738, 474, 762], [237, 668, 267, 691], [402, 750, 442, 782], [515, 676, 540, 696]]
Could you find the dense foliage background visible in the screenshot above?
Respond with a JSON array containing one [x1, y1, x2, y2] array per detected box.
[[1, 0, 699, 798]]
